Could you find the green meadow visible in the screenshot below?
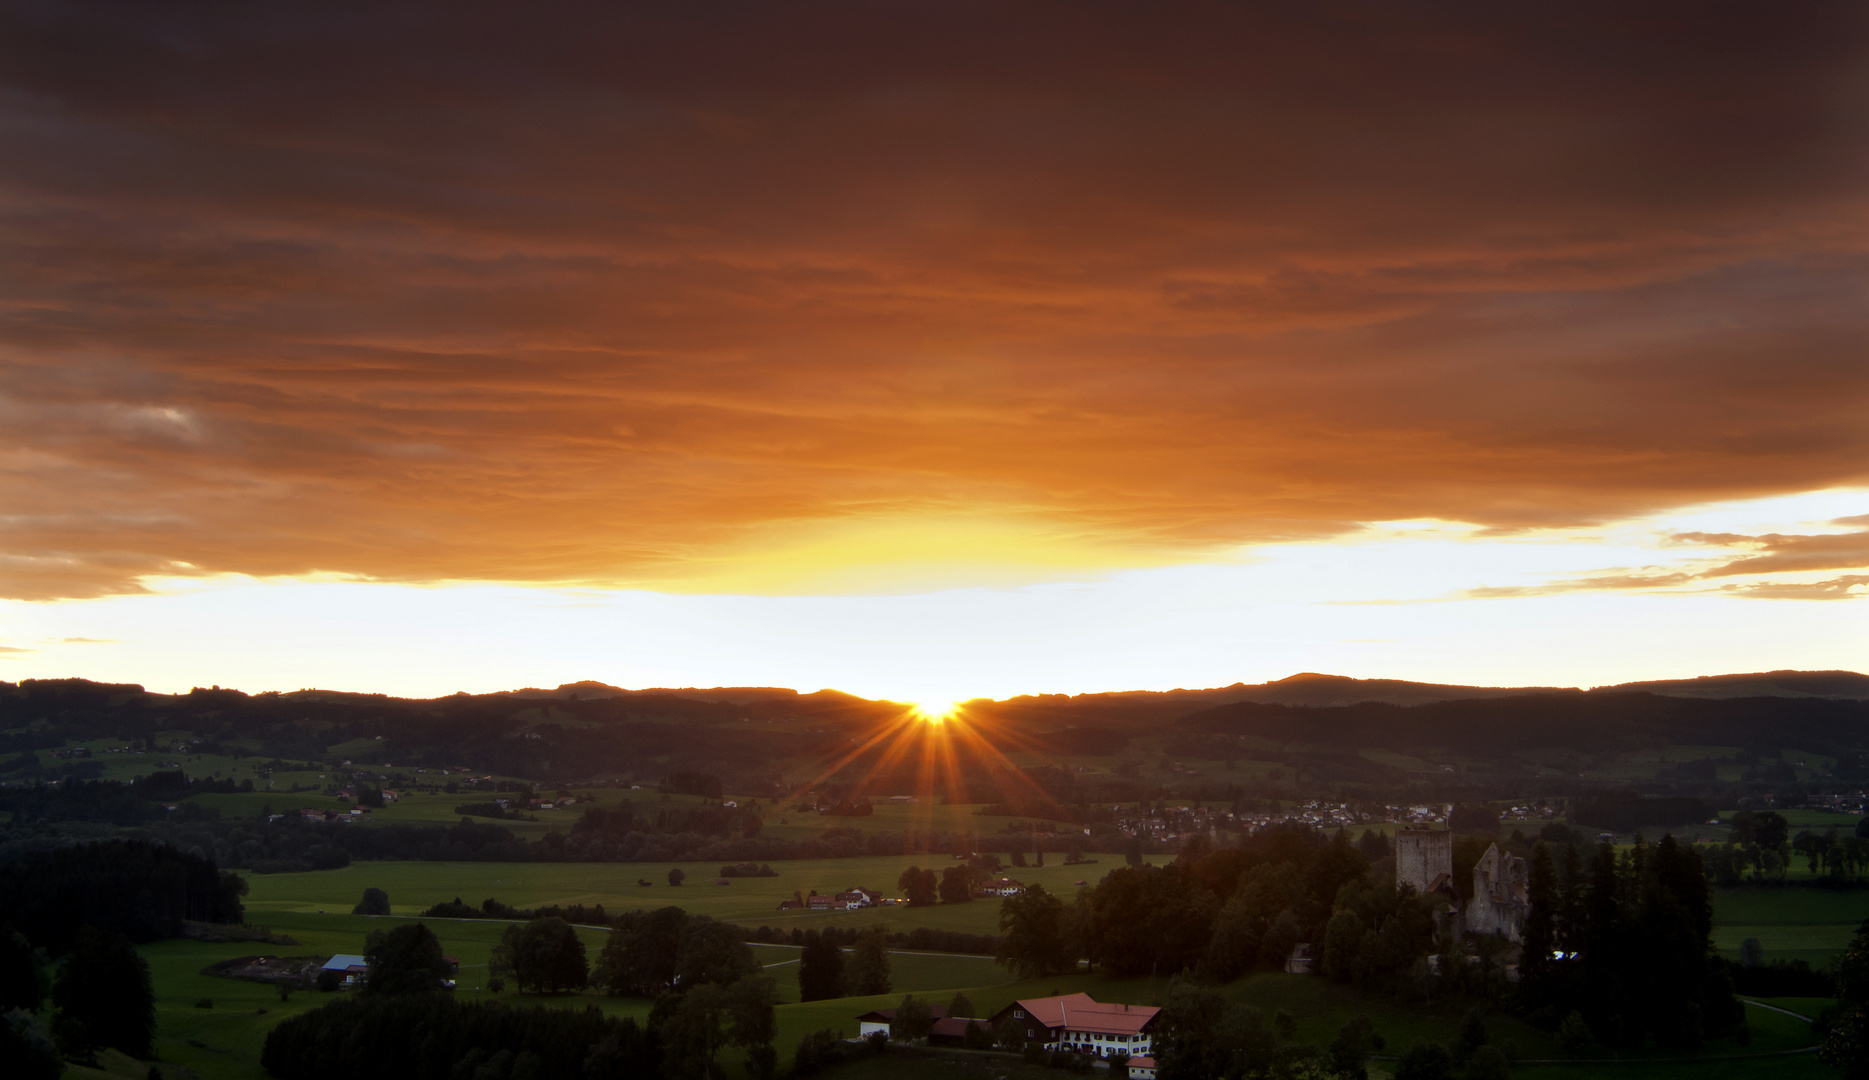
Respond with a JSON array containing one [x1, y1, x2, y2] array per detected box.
[[241, 854, 1139, 933], [1710, 887, 1869, 968], [112, 859, 1839, 1080]]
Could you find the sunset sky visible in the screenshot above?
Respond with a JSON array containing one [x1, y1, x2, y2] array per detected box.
[[2, 3, 1866, 699]]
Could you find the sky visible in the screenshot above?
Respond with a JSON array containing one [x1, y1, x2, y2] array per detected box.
[[1, 3, 1866, 700]]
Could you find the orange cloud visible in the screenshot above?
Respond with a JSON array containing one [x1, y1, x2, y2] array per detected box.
[[3, 4, 1868, 599], [1676, 527, 1869, 578]]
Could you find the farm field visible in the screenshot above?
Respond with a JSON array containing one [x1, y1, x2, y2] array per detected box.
[[240, 855, 1143, 935], [137, 896, 1825, 1080], [242, 858, 1862, 967], [1710, 886, 1869, 968]]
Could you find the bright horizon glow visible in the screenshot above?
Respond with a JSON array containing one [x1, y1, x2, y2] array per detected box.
[[909, 700, 964, 724], [0, 487, 1863, 700]]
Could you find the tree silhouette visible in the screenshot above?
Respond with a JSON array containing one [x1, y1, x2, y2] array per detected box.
[[51, 927, 154, 1056], [796, 931, 843, 1001], [363, 923, 451, 996], [845, 926, 892, 996]]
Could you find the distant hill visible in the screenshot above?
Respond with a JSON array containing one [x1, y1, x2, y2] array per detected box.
[[497, 682, 805, 704], [8, 669, 1866, 711], [1596, 670, 1869, 701], [1217, 672, 1580, 707]]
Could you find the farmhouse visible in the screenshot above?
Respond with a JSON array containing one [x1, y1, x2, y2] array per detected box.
[[1128, 1056, 1158, 1079], [986, 993, 1159, 1058], [976, 877, 1025, 898], [320, 954, 369, 986], [854, 1003, 949, 1038], [833, 886, 883, 909]]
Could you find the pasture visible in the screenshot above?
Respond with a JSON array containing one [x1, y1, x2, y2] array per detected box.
[[241, 854, 1139, 937], [161, 859, 1840, 1080], [136, 899, 1824, 1080], [1710, 886, 1869, 967]]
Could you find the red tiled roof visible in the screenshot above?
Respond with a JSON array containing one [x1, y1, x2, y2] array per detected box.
[[1010, 993, 1159, 1036]]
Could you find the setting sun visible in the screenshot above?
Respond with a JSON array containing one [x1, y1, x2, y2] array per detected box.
[[909, 699, 963, 724]]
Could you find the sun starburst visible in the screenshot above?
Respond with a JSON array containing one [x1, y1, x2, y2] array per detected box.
[[910, 699, 962, 724]]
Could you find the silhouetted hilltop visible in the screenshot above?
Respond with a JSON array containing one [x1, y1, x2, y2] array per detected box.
[[1597, 670, 1869, 700], [498, 682, 803, 704]]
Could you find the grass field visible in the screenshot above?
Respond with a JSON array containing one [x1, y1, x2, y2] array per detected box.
[[1710, 886, 1868, 967], [241, 855, 1150, 936], [118, 861, 1840, 1080], [137, 909, 1825, 1080]]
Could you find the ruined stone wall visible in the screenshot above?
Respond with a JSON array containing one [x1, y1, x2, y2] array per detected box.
[[1395, 826, 1452, 895]]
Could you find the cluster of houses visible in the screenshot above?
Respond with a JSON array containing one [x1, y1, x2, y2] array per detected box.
[[777, 887, 888, 912], [334, 788, 402, 802], [288, 807, 367, 823], [1807, 793, 1869, 816], [1116, 798, 1567, 844], [854, 993, 1159, 1075], [775, 875, 1028, 913], [483, 794, 580, 811]]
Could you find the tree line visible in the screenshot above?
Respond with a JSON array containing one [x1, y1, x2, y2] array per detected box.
[[0, 922, 156, 1079], [1519, 835, 1741, 1049], [981, 823, 1739, 1057], [408, 892, 1002, 956], [0, 838, 246, 952], [796, 926, 891, 1001], [272, 915, 780, 1079]]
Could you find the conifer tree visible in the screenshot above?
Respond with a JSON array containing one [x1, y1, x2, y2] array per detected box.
[[1520, 842, 1558, 994], [796, 931, 843, 1002]]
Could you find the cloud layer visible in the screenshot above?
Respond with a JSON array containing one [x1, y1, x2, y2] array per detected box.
[[4, 2, 1868, 599]]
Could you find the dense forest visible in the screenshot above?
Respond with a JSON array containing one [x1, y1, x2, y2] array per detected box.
[[0, 839, 245, 951]]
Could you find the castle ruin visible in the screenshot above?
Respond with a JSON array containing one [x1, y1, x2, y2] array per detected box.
[[1395, 825, 1453, 895], [1393, 825, 1529, 941], [1466, 842, 1529, 941]]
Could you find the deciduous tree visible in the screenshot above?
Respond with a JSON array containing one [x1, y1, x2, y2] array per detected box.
[[51, 927, 154, 1056], [364, 922, 452, 996], [938, 864, 975, 904], [0, 927, 48, 1012], [889, 994, 935, 1041], [896, 866, 936, 907], [844, 926, 891, 996], [996, 883, 1069, 979], [493, 917, 587, 994], [351, 887, 390, 916]]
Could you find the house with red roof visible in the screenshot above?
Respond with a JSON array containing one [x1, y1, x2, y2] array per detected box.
[[986, 992, 1159, 1058]]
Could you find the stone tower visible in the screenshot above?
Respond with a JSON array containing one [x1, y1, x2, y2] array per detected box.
[[1395, 825, 1453, 895]]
